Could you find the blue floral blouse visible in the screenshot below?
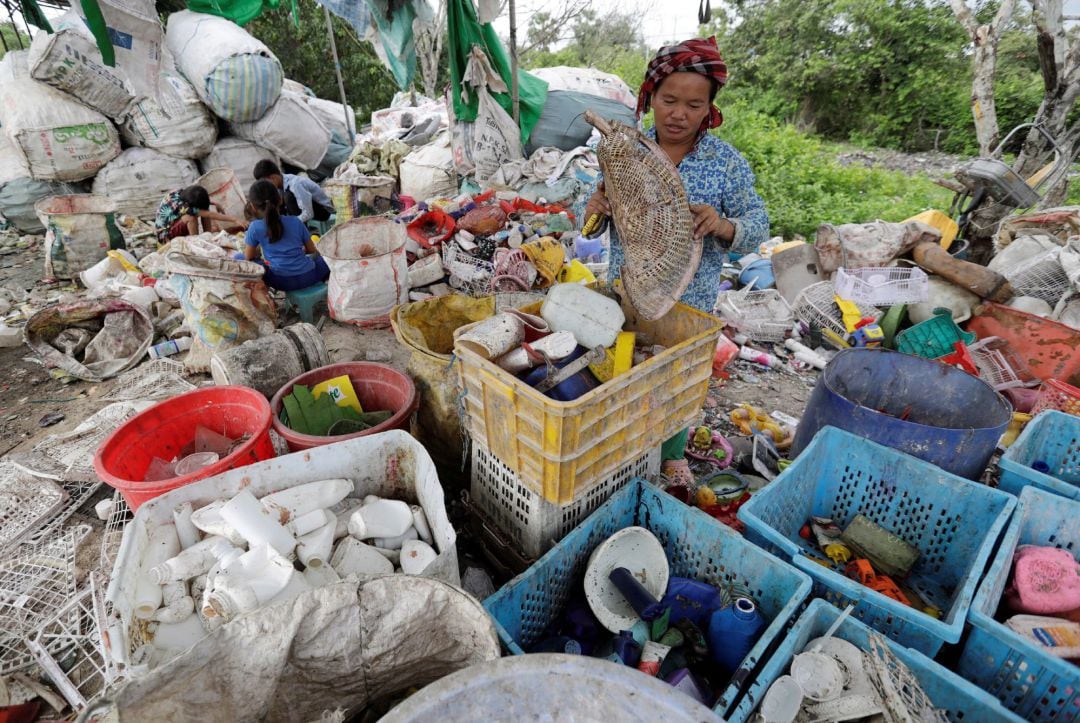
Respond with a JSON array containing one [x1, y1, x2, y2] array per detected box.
[[578, 129, 770, 312]]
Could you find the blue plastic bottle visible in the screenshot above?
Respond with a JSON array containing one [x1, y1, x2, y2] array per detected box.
[[707, 597, 766, 673], [609, 630, 642, 667]]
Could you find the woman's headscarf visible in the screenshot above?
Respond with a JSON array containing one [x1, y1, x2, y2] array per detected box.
[[636, 36, 729, 141]]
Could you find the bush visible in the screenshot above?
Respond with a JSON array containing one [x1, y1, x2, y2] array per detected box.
[[716, 102, 953, 239]]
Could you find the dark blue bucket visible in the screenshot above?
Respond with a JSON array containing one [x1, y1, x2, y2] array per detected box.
[[792, 348, 1012, 479]]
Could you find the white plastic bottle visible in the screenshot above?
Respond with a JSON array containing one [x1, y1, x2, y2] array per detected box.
[[348, 499, 413, 539], [260, 479, 353, 522], [219, 489, 296, 556], [148, 336, 192, 360]]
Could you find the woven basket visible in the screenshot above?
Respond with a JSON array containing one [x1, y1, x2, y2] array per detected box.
[[585, 112, 698, 320]]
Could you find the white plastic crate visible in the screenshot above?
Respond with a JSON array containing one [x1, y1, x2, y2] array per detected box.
[[833, 266, 929, 306], [968, 336, 1038, 390], [469, 440, 660, 559], [1005, 249, 1071, 306], [715, 288, 793, 342], [792, 281, 883, 338], [443, 241, 494, 297]]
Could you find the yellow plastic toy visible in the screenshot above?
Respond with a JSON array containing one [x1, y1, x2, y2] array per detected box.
[[824, 542, 852, 565], [730, 404, 784, 442], [833, 296, 864, 334], [588, 331, 635, 383], [557, 259, 597, 284], [695, 485, 717, 508], [904, 210, 958, 250]]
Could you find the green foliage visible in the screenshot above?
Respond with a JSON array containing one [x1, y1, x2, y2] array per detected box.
[[716, 101, 953, 238], [0, 23, 31, 59], [247, 0, 400, 124], [523, 8, 648, 89]]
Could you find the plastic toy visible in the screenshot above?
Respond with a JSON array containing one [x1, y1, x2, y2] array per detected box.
[[845, 559, 912, 606]]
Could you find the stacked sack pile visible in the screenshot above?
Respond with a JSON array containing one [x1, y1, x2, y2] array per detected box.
[[0, 3, 354, 261]]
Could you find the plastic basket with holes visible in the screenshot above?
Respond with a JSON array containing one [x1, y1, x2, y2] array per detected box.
[[791, 281, 882, 338], [895, 307, 976, 360], [482, 478, 812, 719], [967, 336, 1038, 390], [469, 441, 661, 560], [997, 409, 1080, 502], [729, 600, 1024, 723], [715, 288, 793, 342], [833, 266, 929, 307], [1030, 378, 1080, 418], [443, 241, 494, 297], [736, 426, 1016, 656], [958, 486, 1080, 720], [1005, 249, 1072, 306]]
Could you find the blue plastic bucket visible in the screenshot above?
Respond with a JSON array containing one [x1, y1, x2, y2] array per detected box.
[[792, 348, 1011, 478]]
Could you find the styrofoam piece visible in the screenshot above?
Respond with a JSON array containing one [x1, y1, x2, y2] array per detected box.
[[583, 526, 669, 633], [0, 526, 87, 674], [106, 430, 458, 677], [0, 459, 67, 552], [26, 574, 118, 713]]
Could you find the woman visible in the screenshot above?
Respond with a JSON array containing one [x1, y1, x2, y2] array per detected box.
[[584, 36, 770, 484], [243, 180, 331, 292], [154, 185, 248, 244]]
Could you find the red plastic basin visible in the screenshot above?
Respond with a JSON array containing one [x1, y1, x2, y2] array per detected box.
[[93, 386, 275, 511], [271, 361, 419, 452]]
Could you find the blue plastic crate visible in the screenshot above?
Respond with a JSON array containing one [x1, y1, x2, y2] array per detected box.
[[998, 410, 1080, 502], [728, 600, 1025, 723], [957, 486, 1080, 720], [482, 478, 813, 719], [738, 426, 1017, 656]]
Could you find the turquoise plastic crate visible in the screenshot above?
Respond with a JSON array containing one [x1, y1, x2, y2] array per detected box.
[[895, 307, 976, 359], [737, 426, 1017, 656], [729, 600, 1025, 723], [482, 478, 813, 719], [998, 410, 1080, 502], [958, 486, 1080, 720]]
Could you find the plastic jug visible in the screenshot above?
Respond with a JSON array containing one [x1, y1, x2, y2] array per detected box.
[[707, 597, 766, 673], [660, 577, 723, 629], [541, 283, 625, 349]]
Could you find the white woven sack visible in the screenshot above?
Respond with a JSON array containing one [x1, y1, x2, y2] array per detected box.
[[0, 52, 120, 182]]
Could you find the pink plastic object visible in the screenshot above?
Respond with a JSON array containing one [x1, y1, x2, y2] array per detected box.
[[712, 335, 739, 377], [1002, 386, 1041, 414], [685, 428, 734, 469], [1005, 545, 1080, 614]]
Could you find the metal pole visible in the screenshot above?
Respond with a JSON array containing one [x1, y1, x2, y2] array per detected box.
[[508, 0, 520, 125], [323, 5, 354, 143]]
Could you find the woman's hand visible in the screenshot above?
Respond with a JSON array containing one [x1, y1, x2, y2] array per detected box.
[[690, 204, 732, 241], [584, 182, 611, 219]]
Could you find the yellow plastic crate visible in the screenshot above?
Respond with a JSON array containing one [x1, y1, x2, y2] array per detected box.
[[456, 295, 721, 504]]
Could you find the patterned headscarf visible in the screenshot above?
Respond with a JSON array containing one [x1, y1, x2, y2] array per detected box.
[[636, 36, 729, 140]]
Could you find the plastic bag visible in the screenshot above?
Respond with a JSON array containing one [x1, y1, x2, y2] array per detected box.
[[461, 48, 524, 183], [165, 252, 277, 372], [24, 299, 154, 381]]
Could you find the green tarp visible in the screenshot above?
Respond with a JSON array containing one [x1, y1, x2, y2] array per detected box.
[[447, 0, 547, 143]]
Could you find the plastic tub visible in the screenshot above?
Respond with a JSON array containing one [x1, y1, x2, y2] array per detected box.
[[729, 600, 1024, 723], [483, 478, 812, 718], [968, 301, 1080, 386], [271, 362, 419, 452], [381, 654, 718, 722], [739, 425, 1017, 656], [93, 386, 275, 511], [792, 348, 1012, 479], [957, 486, 1080, 720], [997, 409, 1080, 501]]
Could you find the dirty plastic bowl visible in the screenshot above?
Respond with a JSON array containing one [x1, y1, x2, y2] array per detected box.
[[792, 348, 1011, 479], [381, 654, 718, 722], [271, 362, 419, 453], [94, 386, 275, 511], [583, 526, 669, 633]]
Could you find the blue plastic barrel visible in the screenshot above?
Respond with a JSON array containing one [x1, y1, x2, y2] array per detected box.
[[792, 348, 1011, 478]]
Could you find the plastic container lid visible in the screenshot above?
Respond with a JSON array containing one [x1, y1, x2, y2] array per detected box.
[[584, 526, 669, 633]]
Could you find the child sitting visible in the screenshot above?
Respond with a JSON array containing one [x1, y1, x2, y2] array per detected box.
[[243, 180, 331, 292], [154, 185, 248, 244]]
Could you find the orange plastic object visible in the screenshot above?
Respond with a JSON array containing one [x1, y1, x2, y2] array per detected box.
[[937, 342, 979, 376], [845, 559, 912, 606], [968, 302, 1080, 387]]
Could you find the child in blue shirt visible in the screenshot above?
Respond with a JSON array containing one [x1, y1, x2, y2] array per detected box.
[[243, 180, 331, 292]]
